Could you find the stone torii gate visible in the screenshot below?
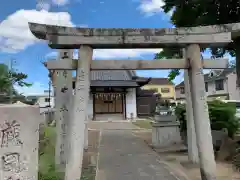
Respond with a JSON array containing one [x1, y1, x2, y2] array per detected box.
[[29, 22, 235, 180]]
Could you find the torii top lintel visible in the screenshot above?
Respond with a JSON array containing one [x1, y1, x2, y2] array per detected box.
[[28, 22, 240, 49]]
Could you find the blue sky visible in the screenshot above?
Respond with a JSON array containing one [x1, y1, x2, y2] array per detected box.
[[0, 0, 233, 95]]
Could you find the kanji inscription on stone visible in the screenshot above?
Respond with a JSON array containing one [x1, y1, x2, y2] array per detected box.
[[0, 120, 23, 148], [0, 105, 40, 180], [1, 152, 26, 173], [5, 176, 21, 180]]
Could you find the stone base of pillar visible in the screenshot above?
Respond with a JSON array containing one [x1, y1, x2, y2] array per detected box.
[[151, 121, 182, 148], [84, 124, 88, 150]]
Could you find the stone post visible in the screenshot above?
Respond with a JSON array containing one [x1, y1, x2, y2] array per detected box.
[[84, 114, 89, 150], [55, 49, 73, 171], [0, 104, 40, 180], [183, 49, 199, 163], [65, 45, 93, 180], [187, 44, 216, 180], [84, 51, 91, 150]]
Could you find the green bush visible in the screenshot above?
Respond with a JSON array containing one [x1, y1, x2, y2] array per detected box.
[[38, 165, 64, 180], [176, 100, 240, 138], [232, 146, 240, 171], [39, 126, 64, 180]]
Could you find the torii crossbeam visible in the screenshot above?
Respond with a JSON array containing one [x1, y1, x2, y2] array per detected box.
[[28, 22, 240, 180]]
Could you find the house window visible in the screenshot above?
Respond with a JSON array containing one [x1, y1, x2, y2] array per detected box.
[[150, 88, 158, 92], [161, 88, 170, 93], [180, 87, 185, 94], [205, 82, 208, 92], [45, 98, 50, 102], [215, 80, 224, 91]]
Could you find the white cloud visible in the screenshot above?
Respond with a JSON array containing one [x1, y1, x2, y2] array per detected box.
[[138, 0, 174, 17], [138, 0, 164, 16], [36, 2, 51, 11], [0, 9, 74, 53], [36, 0, 69, 11], [46, 49, 162, 60], [14, 82, 48, 96]]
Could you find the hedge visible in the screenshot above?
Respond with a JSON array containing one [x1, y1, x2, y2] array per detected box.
[[39, 126, 64, 180], [175, 100, 240, 138]]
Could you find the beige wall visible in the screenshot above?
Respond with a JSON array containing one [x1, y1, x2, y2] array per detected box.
[[142, 84, 175, 99]]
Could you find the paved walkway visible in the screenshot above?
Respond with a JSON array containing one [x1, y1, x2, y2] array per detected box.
[[88, 121, 141, 130], [96, 123, 188, 180]]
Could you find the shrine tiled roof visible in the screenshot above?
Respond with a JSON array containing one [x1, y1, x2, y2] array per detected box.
[[72, 70, 135, 81], [91, 70, 134, 81], [72, 70, 141, 87]]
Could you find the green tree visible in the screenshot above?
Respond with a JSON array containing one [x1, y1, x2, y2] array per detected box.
[[0, 63, 32, 95], [229, 60, 236, 68], [156, 0, 240, 83]]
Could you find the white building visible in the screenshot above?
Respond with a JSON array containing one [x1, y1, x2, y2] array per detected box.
[[175, 69, 240, 103], [27, 90, 55, 114]]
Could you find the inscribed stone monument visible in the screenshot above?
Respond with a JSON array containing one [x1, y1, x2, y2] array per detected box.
[[0, 104, 40, 180]]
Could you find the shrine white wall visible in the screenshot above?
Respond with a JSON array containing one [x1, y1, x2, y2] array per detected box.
[[126, 88, 137, 119]]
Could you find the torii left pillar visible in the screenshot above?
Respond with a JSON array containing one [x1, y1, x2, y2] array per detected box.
[[65, 46, 93, 180], [55, 49, 73, 172]]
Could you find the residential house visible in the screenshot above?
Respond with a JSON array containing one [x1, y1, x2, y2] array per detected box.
[[51, 70, 150, 121], [36, 90, 55, 108], [175, 69, 240, 103], [141, 78, 175, 102], [27, 90, 55, 113], [175, 81, 185, 104]]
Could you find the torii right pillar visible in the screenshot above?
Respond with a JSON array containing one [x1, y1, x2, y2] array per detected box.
[[187, 44, 216, 180]]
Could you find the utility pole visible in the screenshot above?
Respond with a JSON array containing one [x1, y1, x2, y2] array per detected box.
[[48, 80, 51, 107]]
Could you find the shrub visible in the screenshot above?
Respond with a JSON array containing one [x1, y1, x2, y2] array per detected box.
[[39, 126, 64, 180], [175, 104, 187, 132], [38, 165, 64, 180], [232, 145, 240, 171], [176, 100, 240, 138]]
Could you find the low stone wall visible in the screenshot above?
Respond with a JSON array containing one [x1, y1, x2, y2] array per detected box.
[[181, 130, 228, 151], [0, 104, 41, 180]]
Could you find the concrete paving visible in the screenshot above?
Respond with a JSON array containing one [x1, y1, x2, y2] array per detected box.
[[88, 121, 141, 130], [96, 124, 189, 180]]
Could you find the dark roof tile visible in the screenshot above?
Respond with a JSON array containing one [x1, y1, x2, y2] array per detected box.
[[204, 69, 235, 82], [73, 70, 135, 81], [145, 78, 174, 85], [91, 80, 138, 87], [91, 70, 131, 81]]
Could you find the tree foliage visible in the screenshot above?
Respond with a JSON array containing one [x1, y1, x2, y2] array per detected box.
[[156, 0, 240, 83], [0, 63, 32, 95]]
